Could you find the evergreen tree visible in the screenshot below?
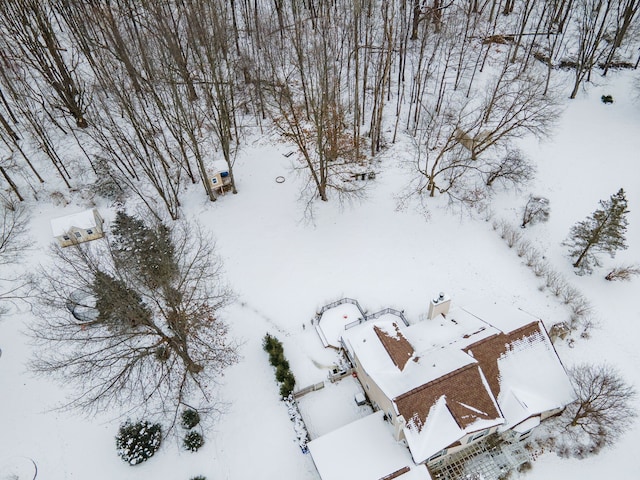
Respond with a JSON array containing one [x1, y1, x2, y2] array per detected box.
[[93, 270, 152, 329], [111, 211, 177, 288], [32, 214, 238, 423], [564, 189, 629, 273]]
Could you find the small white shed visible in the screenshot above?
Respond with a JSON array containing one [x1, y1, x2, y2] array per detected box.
[[51, 208, 105, 247], [208, 160, 232, 194]]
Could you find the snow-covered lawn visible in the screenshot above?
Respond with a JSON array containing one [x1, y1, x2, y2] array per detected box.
[[0, 72, 639, 479]]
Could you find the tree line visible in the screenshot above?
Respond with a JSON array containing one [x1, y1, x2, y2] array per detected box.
[[0, 0, 638, 218]]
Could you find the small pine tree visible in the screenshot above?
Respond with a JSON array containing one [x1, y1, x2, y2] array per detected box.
[[184, 431, 205, 451], [115, 420, 162, 465], [181, 408, 201, 429], [564, 189, 629, 273]]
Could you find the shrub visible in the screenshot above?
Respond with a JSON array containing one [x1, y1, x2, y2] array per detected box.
[[264, 333, 296, 398], [518, 461, 532, 473], [521, 195, 550, 228], [601, 95, 613, 104], [191, 476, 206, 480], [184, 431, 205, 452], [279, 371, 296, 398], [181, 408, 201, 429], [263, 333, 285, 367], [275, 364, 289, 383], [115, 420, 162, 465], [605, 264, 640, 281]]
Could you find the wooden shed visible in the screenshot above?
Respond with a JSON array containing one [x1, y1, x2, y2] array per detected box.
[[208, 160, 232, 195]]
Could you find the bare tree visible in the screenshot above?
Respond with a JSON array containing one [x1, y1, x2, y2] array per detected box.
[[563, 363, 636, 451], [0, 0, 88, 127], [264, 2, 366, 208], [521, 194, 550, 227], [569, 0, 616, 99], [483, 148, 535, 189], [0, 199, 32, 315], [30, 213, 238, 423]]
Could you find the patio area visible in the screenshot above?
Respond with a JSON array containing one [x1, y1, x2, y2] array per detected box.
[[296, 375, 373, 439]]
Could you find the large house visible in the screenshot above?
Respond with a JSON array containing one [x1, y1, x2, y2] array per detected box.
[[339, 294, 576, 469]]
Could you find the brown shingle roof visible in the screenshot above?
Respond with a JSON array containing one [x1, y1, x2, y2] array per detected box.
[[374, 323, 415, 371], [394, 362, 502, 432], [463, 321, 545, 398]]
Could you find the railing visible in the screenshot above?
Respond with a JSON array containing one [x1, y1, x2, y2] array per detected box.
[[314, 324, 330, 348], [293, 381, 325, 399], [328, 367, 354, 383], [315, 297, 366, 322], [344, 317, 365, 330], [365, 307, 410, 326]]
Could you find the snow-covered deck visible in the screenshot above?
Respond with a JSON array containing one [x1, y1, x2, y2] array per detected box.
[[316, 303, 364, 348], [308, 411, 432, 480], [296, 376, 372, 439]]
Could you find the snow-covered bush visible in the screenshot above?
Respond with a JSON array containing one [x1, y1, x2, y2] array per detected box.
[[190, 476, 206, 480], [181, 408, 201, 429], [115, 420, 162, 465], [284, 396, 309, 453], [183, 431, 204, 452]]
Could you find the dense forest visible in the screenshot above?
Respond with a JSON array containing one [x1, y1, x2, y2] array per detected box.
[[0, 0, 638, 219]]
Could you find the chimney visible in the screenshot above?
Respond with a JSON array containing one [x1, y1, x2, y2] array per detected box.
[[427, 292, 451, 320]]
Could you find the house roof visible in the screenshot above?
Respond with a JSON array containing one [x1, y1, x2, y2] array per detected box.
[[343, 319, 478, 400], [342, 300, 575, 463], [464, 321, 576, 430], [51, 209, 101, 236], [395, 363, 502, 432], [396, 363, 503, 464], [374, 323, 414, 371], [308, 411, 432, 480]]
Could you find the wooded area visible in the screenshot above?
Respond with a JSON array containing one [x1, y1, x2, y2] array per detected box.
[[0, 0, 638, 218]]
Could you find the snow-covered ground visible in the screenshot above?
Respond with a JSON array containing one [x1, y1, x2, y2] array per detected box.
[[0, 71, 639, 480]]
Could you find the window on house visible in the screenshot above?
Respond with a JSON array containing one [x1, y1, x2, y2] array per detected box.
[[86, 229, 93, 235], [74, 232, 82, 238], [63, 235, 70, 241], [467, 430, 488, 444], [427, 449, 447, 463]]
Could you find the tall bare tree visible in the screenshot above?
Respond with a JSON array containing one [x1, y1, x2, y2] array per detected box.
[[0, 0, 88, 127], [30, 213, 238, 422]]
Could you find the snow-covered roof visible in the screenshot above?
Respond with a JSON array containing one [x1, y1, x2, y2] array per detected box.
[[344, 319, 478, 400], [50, 209, 101, 236], [399, 365, 504, 464], [464, 321, 576, 430], [342, 301, 575, 463], [512, 415, 541, 433], [308, 411, 432, 480], [211, 159, 229, 173]]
